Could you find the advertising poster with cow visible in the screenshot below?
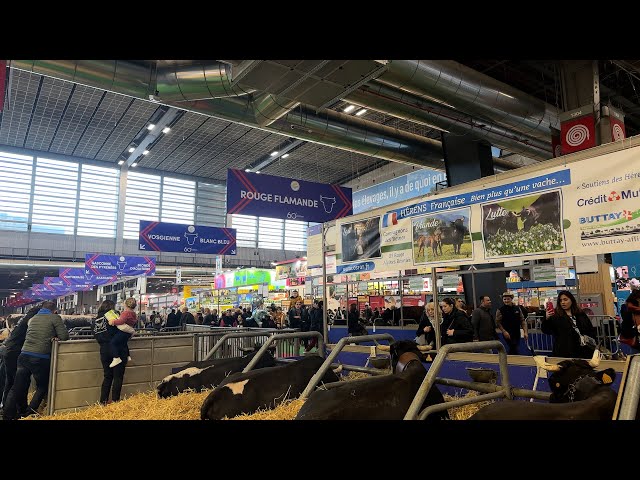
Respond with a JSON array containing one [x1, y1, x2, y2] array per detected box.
[[412, 208, 472, 264], [340, 217, 382, 263], [481, 190, 566, 258]]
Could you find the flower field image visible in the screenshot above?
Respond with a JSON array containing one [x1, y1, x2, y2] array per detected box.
[[484, 223, 564, 256]]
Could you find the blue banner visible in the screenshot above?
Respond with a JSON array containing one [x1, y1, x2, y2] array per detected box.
[[138, 220, 237, 255], [226, 169, 352, 222], [59, 268, 116, 286], [336, 261, 376, 274], [85, 253, 156, 277], [44, 276, 92, 292], [352, 168, 446, 214], [389, 169, 572, 220]]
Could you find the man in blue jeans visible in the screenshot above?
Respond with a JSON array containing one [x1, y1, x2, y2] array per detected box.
[[3, 301, 69, 420]]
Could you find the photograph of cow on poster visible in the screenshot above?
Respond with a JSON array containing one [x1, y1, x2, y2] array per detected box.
[[341, 217, 382, 263], [412, 209, 472, 264], [482, 190, 565, 258]]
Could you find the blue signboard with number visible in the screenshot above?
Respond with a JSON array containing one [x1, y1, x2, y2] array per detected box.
[[138, 220, 237, 255]]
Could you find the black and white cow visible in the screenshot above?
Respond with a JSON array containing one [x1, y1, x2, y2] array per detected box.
[[156, 350, 277, 398], [200, 355, 340, 420], [294, 340, 448, 421], [469, 351, 617, 420], [517, 192, 560, 232]]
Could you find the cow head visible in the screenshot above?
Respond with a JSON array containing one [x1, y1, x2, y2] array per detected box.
[[534, 351, 616, 403], [377, 340, 430, 373]]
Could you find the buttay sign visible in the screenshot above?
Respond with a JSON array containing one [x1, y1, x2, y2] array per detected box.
[[226, 169, 352, 223], [315, 141, 640, 274], [85, 253, 156, 277], [139, 220, 237, 255]]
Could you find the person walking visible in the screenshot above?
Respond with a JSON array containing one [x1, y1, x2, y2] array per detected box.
[[3, 301, 69, 419], [439, 297, 473, 345], [496, 292, 528, 355], [541, 290, 597, 359], [93, 300, 129, 405], [471, 295, 498, 353]]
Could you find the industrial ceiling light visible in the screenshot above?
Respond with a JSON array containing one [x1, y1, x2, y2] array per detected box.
[[147, 124, 155, 130], [245, 168, 251, 172], [255, 171, 261, 174], [128, 147, 135, 153], [355, 108, 367, 116], [270, 151, 279, 156], [343, 105, 356, 113], [131, 162, 138, 167], [142, 150, 150, 155], [282, 153, 290, 158], [162, 127, 171, 134], [118, 160, 125, 165]]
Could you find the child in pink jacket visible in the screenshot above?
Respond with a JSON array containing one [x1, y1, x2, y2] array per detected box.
[[109, 297, 137, 368]]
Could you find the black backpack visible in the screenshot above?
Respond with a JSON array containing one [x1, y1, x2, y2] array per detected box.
[[93, 315, 110, 343]]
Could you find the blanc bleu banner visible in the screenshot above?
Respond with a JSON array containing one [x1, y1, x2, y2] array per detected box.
[[139, 220, 237, 255], [85, 254, 156, 277], [226, 169, 352, 223]]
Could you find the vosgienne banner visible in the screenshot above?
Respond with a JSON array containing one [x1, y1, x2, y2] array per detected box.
[[139, 220, 237, 255], [326, 142, 640, 274], [85, 254, 156, 277], [226, 169, 352, 223]]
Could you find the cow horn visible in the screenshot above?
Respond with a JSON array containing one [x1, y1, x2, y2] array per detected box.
[[377, 344, 390, 351], [332, 364, 343, 374], [417, 345, 433, 351], [533, 355, 561, 372], [587, 349, 601, 368]]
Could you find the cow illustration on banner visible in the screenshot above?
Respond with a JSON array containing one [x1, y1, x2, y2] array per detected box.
[[412, 208, 472, 264], [481, 190, 566, 258]]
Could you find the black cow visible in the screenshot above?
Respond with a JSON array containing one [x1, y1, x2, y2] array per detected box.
[[483, 208, 519, 237], [294, 340, 448, 421], [156, 350, 277, 398], [200, 355, 339, 420], [439, 218, 467, 255], [517, 192, 560, 232], [469, 351, 617, 420]]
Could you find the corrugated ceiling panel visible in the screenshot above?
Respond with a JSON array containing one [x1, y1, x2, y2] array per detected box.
[[48, 84, 104, 156], [73, 93, 133, 159], [24, 77, 73, 152], [93, 99, 158, 163], [0, 70, 41, 148]]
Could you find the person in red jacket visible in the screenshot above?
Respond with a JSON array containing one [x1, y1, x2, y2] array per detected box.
[[109, 297, 137, 368]]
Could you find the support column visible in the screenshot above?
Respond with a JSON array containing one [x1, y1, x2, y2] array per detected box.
[[115, 166, 128, 255]]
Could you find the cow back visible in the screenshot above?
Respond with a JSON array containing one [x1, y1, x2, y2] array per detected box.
[[157, 351, 276, 398], [201, 355, 337, 420]]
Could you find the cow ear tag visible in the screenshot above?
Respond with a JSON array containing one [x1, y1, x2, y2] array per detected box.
[[555, 382, 561, 388], [601, 373, 613, 384]]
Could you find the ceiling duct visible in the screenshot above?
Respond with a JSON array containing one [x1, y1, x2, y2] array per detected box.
[[378, 60, 560, 143], [10, 60, 524, 171], [346, 81, 551, 160]]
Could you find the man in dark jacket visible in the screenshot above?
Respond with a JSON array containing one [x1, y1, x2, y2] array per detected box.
[[306, 300, 324, 352], [165, 309, 179, 328], [179, 306, 196, 330], [0, 306, 41, 411], [496, 292, 527, 355], [471, 295, 498, 353]]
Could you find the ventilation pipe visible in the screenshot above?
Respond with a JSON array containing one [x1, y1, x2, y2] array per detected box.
[[379, 60, 560, 143], [345, 81, 552, 160]]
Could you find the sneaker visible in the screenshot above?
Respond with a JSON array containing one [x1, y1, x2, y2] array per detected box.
[[127, 356, 132, 362], [109, 357, 122, 368]]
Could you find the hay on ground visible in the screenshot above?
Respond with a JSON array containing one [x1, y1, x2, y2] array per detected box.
[[29, 389, 212, 420], [444, 391, 495, 420]]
